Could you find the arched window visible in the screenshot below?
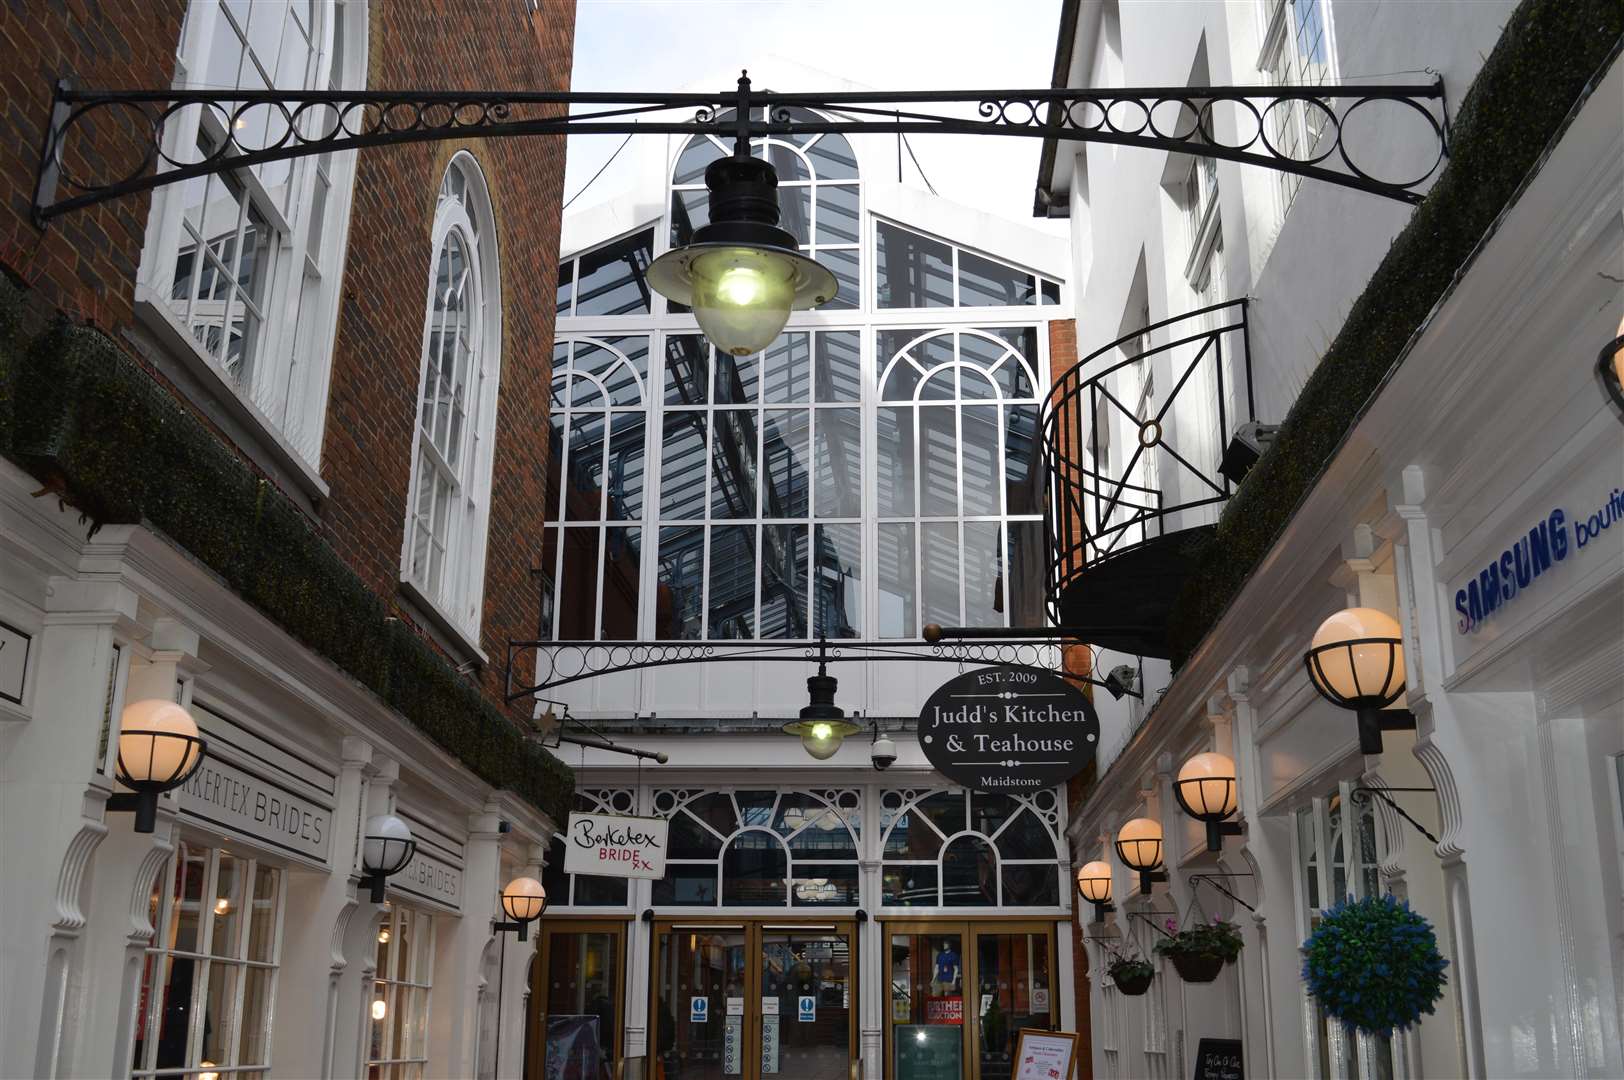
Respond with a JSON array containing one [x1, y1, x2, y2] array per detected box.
[[644, 788, 862, 907], [879, 788, 1062, 907], [875, 328, 1046, 636], [402, 154, 502, 645], [670, 108, 861, 310], [141, 0, 368, 469]]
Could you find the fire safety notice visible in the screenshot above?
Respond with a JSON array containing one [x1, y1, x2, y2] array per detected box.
[[562, 811, 668, 879]]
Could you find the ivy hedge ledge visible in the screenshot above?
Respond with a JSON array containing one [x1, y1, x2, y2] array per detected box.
[[0, 273, 572, 824]]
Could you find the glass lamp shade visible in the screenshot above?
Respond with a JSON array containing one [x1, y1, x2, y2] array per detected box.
[[801, 725, 842, 760], [1076, 860, 1114, 903], [1304, 607, 1406, 707], [361, 814, 417, 877], [1174, 752, 1239, 821], [501, 876, 547, 923], [689, 248, 797, 357], [1114, 817, 1165, 872], [116, 699, 206, 791]]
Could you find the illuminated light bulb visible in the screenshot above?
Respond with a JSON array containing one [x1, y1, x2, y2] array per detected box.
[[372, 998, 387, 1021], [200, 1063, 219, 1080], [811, 722, 834, 741], [213, 898, 232, 916], [688, 249, 796, 357], [378, 927, 391, 944]]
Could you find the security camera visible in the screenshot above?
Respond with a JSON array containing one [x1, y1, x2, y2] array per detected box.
[[1104, 664, 1139, 700], [871, 733, 897, 771]]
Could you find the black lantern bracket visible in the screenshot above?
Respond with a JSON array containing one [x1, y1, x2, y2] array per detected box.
[[1190, 872, 1257, 914], [33, 71, 1449, 225], [1351, 785, 1439, 846]]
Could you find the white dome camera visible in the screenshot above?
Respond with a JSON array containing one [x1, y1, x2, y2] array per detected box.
[[871, 733, 897, 771]]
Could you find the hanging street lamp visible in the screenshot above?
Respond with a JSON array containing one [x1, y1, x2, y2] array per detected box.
[[783, 665, 861, 760], [493, 876, 548, 941], [646, 77, 836, 356], [1076, 860, 1116, 921], [1303, 607, 1416, 755], [358, 814, 418, 903], [109, 699, 208, 833], [1173, 751, 1243, 852], [1115, 817, 1169, 895]]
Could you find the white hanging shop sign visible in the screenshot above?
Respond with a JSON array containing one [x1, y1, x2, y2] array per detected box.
[[562, 811, 668, 878], [917, 666, 1099, 792], [177, 703, 336, 866]]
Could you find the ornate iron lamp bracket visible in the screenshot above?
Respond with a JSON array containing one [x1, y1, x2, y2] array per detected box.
[[34, 72, 1448, 224], [1351, 785, 1440, 846]]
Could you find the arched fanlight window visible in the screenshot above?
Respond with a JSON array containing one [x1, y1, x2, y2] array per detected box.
[[401, 153, 502, 645], [628, 788, 863, 908], [670, 107, 861, 310], [874, 328, 1045, 637], [879, 788, 1062, 908]]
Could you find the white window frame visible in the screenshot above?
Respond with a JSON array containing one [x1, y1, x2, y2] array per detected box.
[[131, 843, 287, 1078], [368, 904, 438, 1079], [134, 0, 366, 497], [1257, 0, 1336, 219], [1180, 156, 1222, 289], [399, 152, 503, 656]]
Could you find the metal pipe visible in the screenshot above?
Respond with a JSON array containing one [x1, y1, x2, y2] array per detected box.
[[557, 732, 669, 764]]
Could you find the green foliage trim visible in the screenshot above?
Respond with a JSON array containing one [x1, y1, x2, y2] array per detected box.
[[1301, 894, 1449, 1036], [1152, 917, 1244, 960], [0, 276, 572, 824], [1167, 0, 1624, 665]]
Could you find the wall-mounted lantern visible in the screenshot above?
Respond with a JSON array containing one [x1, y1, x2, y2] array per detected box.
[[1076, 860, 1115, 921], [358, 814, 417, 903], [1597, 313, 1623, 419], [109, 699, 207, 833], [1173, 751, 1243, 852], [1303, 607, 1416, 755], [1115, 817, 1168, 895], [492, 876, 547, 941]]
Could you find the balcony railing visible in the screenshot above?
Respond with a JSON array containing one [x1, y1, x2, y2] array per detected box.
[[1039, 299, 1252, 637]]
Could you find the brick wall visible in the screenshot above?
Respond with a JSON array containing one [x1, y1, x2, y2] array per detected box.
[[0, 1, 577, 716], [319, 3, 575, 704]]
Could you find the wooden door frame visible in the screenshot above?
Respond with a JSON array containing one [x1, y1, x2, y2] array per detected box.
[[526, 916, 631, 1079], [647, 915, 860, 1080], [878, 917, 1062, 1080]]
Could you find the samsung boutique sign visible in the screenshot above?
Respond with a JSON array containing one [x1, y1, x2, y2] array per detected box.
[[1453, 488, 1622, 633]]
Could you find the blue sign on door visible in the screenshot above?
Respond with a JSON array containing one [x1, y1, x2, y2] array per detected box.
[[691, 996, 708, 1023], [798, 995, 816, 1022]]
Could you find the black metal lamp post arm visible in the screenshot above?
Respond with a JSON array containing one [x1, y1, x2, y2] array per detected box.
[[35, 73, 1447, 223]]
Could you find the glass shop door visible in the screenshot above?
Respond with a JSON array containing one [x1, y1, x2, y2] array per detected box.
[[651, 919, 856, 1080], [526, 919, 627, 1080], [882, 920, 1058, 1080]]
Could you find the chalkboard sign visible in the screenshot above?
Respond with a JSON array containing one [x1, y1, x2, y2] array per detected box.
[[1192, 1038, 1243, 1080], [895, 1025, 962, 1080]]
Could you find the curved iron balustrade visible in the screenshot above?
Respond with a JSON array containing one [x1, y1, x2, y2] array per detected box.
[[33, 73, 1447, 224], [1039, 299, 1252, 626]]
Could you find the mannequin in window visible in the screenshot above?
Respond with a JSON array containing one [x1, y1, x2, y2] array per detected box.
[[930, 939, 961, 996]]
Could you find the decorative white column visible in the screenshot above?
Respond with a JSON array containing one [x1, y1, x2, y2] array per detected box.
[[429, 802, 505, 1078]]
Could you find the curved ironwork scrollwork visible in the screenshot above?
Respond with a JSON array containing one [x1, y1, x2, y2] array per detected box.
[[506, 636, 1115, 701], [34, 73, 1447, 224], [1039, 299, 1252, 625]]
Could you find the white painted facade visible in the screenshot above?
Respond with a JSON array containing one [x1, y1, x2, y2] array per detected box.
[[0, 472, 555, 1079], [1042, 3, 1623, 1078]]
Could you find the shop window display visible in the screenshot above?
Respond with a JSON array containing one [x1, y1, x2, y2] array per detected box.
[[368, 905, 437, 1080], [131, 844, 283, 1078]]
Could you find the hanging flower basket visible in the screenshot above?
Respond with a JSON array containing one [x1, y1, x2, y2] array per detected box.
[[1301, 894, 1448, 1037], [1107, 956, 1155, 996], [1154, 917, 1243, 983]]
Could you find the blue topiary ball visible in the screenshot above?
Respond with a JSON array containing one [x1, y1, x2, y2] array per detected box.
[[1301, 894, 1448, 1037]]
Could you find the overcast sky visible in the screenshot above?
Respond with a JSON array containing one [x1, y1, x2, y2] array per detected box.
[[563, 0, 1067, 230]]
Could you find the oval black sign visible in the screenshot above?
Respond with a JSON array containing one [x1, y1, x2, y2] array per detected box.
[[917, 666, 1100, 792]]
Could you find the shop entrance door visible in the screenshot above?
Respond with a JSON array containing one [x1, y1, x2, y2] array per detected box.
[[882, 920, 1058, 1080], [651, 919, 856, 1080]]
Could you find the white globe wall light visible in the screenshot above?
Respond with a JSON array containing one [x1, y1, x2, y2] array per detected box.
[[111, 699, 207, 833]]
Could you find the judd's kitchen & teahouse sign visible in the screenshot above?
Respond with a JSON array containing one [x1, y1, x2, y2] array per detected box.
[[562, 811, 668, 879], [917, 666, 1099, 791]]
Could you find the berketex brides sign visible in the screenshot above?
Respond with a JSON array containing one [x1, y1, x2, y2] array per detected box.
[[562, 811, 667, 879], [917, 667, 1099, 791]]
